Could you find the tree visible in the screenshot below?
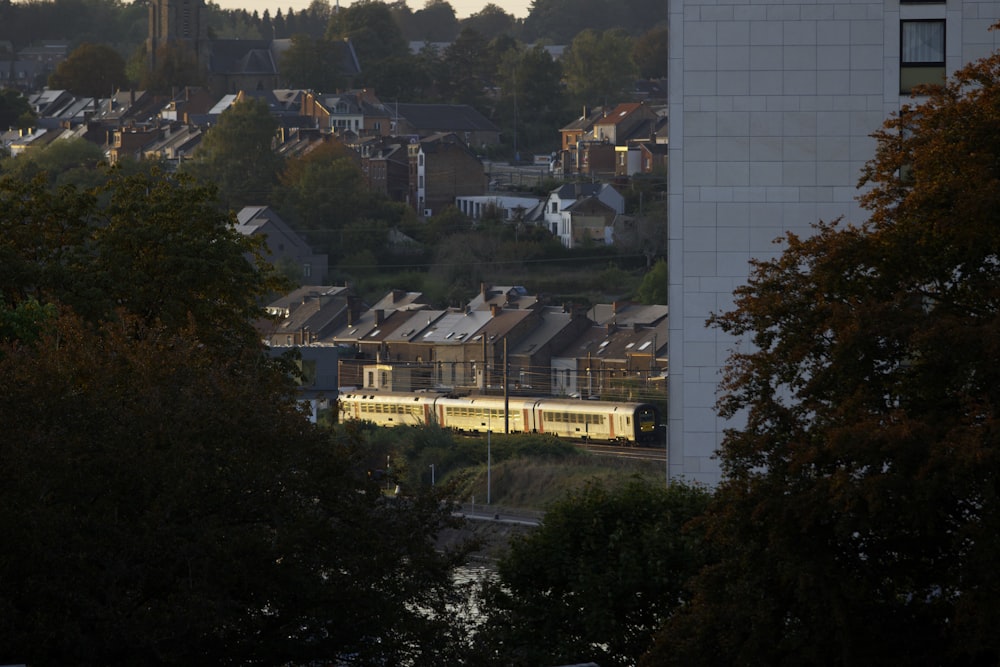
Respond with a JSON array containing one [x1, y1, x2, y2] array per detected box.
[[0, 171, 475, 665], [562, 28, 637, 107], [495, 43, 566, 153], [325, 0, 410, 73], [636, 258, 667, 304], [646, 46, 1000, 667], [632, 25, 668, 79], [404, 0, 458, 42], [0, 310, 473, 666], [184, 98, 282, 210], [459, 3, 515, 40], [48, 42, 129, 97], [473, 479, 711, 667], [279, 33, 350, 92], [1, 137, 106, 187], [0, 169, 276, 352], [440, 27, 494, 106], [0, 89, 35, 132]]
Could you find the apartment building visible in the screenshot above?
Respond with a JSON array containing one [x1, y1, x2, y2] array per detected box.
[[668, 0, 1000, 485]]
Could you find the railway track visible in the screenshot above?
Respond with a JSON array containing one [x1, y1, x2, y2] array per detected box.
[[581, 442, 667, 462]]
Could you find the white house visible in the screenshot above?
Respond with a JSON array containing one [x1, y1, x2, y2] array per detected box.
[[542, 182, 625, 247]]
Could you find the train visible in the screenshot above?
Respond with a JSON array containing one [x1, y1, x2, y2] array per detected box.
[[337, 390, 661, 445]]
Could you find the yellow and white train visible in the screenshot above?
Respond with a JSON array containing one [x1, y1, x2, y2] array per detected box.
[[337, 390, 661, 445]]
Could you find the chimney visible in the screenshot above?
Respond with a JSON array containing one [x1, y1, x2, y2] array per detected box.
[[606, 322, 616, 335], [375, 309, 384, 325], [392, 288, 404, 303], [490, 304, 502, 317]]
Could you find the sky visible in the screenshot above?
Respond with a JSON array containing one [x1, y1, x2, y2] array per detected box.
[[212, 0, 534, 20]]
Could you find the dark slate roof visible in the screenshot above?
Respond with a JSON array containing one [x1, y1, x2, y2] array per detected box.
[[394, 103, 499, 133], [207, 40, 277, 75]]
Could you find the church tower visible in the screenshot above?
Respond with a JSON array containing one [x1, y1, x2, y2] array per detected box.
[[147, 0, 202, 70]]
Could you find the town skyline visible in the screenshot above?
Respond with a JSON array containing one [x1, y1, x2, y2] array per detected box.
[[209, 0, 532, 20]]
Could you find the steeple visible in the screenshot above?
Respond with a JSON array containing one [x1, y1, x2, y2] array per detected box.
[[147, 0, 202, 70]]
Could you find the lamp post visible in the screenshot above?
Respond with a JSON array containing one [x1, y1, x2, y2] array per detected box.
[[487, 411, 492, 505], [660, 423, 669, 487], [430, 463, 435, 487]]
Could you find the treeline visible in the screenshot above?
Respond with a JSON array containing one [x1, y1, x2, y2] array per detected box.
[[0, 0, 667, 53]]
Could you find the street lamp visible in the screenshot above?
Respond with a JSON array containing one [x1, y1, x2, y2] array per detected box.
[[660, 423, 669, 487], [430, 463, 435, 487]]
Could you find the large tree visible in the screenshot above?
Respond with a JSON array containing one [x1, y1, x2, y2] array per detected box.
[[48, 42, 130, 97], [646, 45, 1000, 666], [495, 43, 565, 154], [0, 170, 473, 665], [279, 33, 349, 92], [562, 28, 637, 107], [183, 98, 282, 210], [474, 479, 711, 667]]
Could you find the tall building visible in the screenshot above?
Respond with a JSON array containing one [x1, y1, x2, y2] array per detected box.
[[668, 1, 1000, 486], [147, 0, 201, 70]]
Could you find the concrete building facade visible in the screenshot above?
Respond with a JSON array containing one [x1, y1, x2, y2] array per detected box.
[[668, 0, 1000, 485]]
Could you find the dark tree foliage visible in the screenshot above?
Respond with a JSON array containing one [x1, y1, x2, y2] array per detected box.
[[401, 0, 459, 42], [0, 169, 276, 353], [0, 310, 472, 666], [183, 98, 283, 211], [325, 0, 409, 80], [523, 0, 666, 43], [473, 479, 712, 667], [645, 44, 1000, 667], [632, 24, 668, 79], [0, 89, 35, 131], [459, 3, 516, 41], [0, 170, 474, 666], [48, 42, 129, 97], [279, 33, 350, 92]]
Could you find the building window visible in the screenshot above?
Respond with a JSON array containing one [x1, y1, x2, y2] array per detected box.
[[302, 263, 311, 278], [551, 201, 557, 213], [900, 20, 945, 94]]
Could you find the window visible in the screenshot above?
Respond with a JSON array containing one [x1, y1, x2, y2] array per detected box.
[[901, 20, 945, 94]]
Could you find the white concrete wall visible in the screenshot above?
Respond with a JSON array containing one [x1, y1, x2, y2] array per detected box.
[[668, 0, 1000, 486]]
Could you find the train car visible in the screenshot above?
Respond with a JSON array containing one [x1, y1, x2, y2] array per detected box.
[[338, 391, 661, 446], [533, 399, 660, 445], [433, 395, 540, 435], [337, 391, 440, 428]]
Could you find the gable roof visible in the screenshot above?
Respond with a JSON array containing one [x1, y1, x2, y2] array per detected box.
[[394, 103, 499, 133]]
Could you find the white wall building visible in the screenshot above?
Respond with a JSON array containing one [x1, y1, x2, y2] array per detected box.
[[668, 0, 1000, 486]]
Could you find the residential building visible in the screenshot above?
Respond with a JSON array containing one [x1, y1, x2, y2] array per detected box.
[[410, 132, 486, 217], [668, 0, 1000, 486], [392, 102, 501, 147], [542, 182, 625, 247], [234, 206, 329, 283]]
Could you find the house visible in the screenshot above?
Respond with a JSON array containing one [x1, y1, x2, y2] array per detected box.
[[302, 89, 392, 138], [142, 123, 203, 168], [360, 139, 410, 201], [553, 319, 667, 400], [257, 285, 357, 347], [392, 102, 500, 148], [667, 0, 1000, 486], [542, 182, 625, 248], [262, 282, 669, 401], [454, 195, 543, 223], [410, 132, 486, 217], [234, 206, 328, 283]]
